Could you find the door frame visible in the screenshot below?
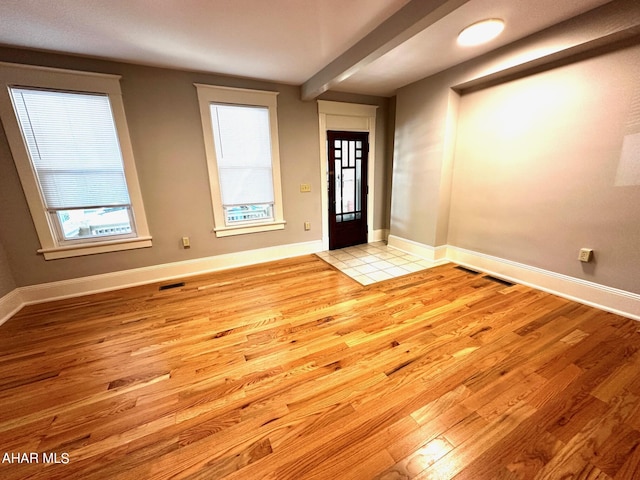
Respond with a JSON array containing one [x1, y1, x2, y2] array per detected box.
[[318, 100, 377, 251]]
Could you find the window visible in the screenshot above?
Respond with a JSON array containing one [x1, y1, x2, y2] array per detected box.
[[10, 88, 136, 242], [0, 62, 151, 259], [195, 84, 285, 237]]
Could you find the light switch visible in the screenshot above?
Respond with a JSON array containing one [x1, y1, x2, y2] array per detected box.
[[300, 183, 311, 192]]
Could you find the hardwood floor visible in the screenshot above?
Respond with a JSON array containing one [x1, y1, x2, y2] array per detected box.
[[1, 255, 639, 479]]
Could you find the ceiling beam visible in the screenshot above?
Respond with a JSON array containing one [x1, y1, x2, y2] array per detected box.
[[301, 0, 471, 100], [452, 0, 640, 93]]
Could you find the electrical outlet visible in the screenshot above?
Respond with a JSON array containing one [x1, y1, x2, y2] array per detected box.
[[304, 221, 311, 231], [182, 236, 191, 249], [578, 248, 593, 262], [300, 183, 311, 193]]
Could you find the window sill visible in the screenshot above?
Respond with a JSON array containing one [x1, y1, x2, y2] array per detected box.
[[38, 236, 153, 260], [214, 221, 286, 237]]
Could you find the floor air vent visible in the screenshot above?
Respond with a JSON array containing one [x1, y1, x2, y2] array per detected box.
[[483, 275, 514, 287], [455, 266, 480, 275], [159, 282, 186, 291]]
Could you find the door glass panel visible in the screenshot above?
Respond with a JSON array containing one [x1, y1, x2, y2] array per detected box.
[[343, 168, 355, 213], [335, 160, 342, 214], [349, 141, 355, 167], [343, 213, 355, 221], [342, 141, 348, 168], [356, 159, 361, 211]]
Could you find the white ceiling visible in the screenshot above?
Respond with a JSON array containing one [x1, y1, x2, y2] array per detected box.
[[0, 0, 614, 97]]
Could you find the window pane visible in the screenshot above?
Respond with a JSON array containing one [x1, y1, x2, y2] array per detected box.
[[342, 140, 348, 168], [356, 159, 362, 211], [10, 88, 131, 209], [342, 168, 355, 213], [335, 161, 342, 214], [210, 104, 275, 212], [56, 207, 133, 240], [218, 167, 274, 206], [224, 204, 273, 224], [211, 104, 272, 168], [349, 141, 356, 168]]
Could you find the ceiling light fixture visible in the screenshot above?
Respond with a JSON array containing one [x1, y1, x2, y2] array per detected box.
[[457, 18, 505, 47]]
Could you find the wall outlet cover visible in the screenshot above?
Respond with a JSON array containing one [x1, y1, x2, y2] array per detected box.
[[578, 248, 593, 262]]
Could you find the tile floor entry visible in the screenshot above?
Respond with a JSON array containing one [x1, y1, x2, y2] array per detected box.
[[316, 241, 440, 285]]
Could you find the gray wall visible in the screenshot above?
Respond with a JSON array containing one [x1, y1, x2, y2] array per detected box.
[[390, 0, 640, 294], [392, 74, 456, 246], [449, 43, 640, 294], [0, 48, 391, 288], [0, 240, 15, 297]]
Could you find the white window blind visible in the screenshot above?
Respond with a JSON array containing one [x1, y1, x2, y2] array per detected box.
[[210, 103, 274, 207], [9, 87, 131, 210]]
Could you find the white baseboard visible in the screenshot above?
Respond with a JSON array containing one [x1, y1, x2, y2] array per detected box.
[[447, 246, 640, 321], [386, 236, 639, 320], [3, 239, 638, 326], [1, 240, 323, 326], [372, 229, 389, 242], [387, 235, 448, 265], [0, 289, 24, 327]]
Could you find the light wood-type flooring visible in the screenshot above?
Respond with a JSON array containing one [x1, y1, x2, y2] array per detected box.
[[1, 255, 640, 479]]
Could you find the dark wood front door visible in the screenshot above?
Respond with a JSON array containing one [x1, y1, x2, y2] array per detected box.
[[328, 131, 368, 250]]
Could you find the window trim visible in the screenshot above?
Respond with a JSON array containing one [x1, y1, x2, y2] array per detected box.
[[194, 84, 285, 237], [0, 62, 152, 260]]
